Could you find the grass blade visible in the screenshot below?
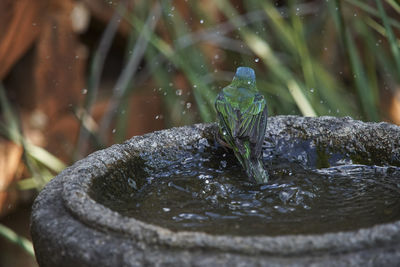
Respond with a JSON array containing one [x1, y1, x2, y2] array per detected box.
[[75, 1, 127, 158], [0, 224, 35, 257], [345, 0, 400, 29], [287, 80, 317, 117], [375, 0, 400, 78], [386, 0, 400, 14], [99, 3, 162, 140], [24, 143, 65, 173]]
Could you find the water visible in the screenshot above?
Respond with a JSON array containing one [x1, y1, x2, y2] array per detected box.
[[90, 144, 400, 236]]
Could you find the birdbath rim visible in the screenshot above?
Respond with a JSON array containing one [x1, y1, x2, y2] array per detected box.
[[61, 115, 400, 256]]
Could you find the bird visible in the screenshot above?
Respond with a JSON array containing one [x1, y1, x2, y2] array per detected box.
[[215, 67, 269, 184]]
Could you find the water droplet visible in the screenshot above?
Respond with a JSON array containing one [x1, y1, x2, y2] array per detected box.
[[186, 102, 192, 109], [163, 207, 171, 212], [112, 128, 116, 133], [221, 160, 227, 168], [247, 81, 251, 84], [176, 89, 182, 96], [127, 178, 137, 189], [193, 85, 197, 88], [198, 138, 209, 147], [279, 190, 295, 204], [199, 174, 213, 179], [200, 19, 204, 24], [310, 88, 314, 93], [254, 58, 260, 63], [82, 88, 88, 94]]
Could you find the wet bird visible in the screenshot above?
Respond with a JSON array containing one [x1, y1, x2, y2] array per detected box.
[[215, 67, 269, 184]]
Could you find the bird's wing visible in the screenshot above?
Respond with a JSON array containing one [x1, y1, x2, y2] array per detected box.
[[215, 93, 238, 147], [215, 93, 267, 157], [238, 94, 267, 157]]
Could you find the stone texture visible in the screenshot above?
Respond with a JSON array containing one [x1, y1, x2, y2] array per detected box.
[[31, 116, 400, 266]]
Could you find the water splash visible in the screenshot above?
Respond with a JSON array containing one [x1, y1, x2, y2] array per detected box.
[[91, 144, 400, 236]]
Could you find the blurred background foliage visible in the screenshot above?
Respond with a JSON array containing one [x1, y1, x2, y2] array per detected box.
[[0, 0, 400, 266]]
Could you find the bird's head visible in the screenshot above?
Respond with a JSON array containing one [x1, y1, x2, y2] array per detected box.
[[232, 67, 256, 89]]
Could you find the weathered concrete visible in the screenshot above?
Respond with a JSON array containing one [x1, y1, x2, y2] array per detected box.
[[31, 116, 400, 266]]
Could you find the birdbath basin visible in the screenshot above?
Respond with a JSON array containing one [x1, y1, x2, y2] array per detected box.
[[31, 116, 400, 266]]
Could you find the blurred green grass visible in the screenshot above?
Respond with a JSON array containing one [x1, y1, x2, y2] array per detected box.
[[1, 0, 400, 259], [99, 0, 399, 134]]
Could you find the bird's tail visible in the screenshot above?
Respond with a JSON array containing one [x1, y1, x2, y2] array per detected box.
[[235, 153, 269, 184]]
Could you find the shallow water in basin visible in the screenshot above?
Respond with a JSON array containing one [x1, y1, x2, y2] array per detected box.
[[90, 143, 400, 236]]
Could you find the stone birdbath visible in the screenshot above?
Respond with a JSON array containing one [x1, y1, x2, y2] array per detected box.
[[31, 116, 400, 266]]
